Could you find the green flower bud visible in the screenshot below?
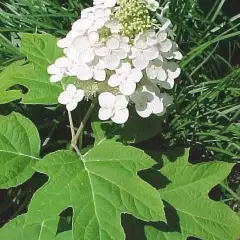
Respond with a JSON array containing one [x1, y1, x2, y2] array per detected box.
[[116, 0, 154, 41]]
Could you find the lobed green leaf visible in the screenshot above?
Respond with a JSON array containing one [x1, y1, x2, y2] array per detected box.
[[0, 112, 40, 188], [145, 150, 240, 240], [25, 141, 165, 240]]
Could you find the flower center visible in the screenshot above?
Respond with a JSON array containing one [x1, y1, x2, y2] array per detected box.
[[116, 0, 152, 41]]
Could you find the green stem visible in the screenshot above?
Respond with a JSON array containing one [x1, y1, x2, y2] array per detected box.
[[68, 110, 76, 139], [71, 99, 96, 151]]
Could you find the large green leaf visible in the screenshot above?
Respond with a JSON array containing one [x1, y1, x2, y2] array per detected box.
[[145, 226, 184, 240], [92, 110, 164, 144], [0, 214, 58, 240], [0, 112, 40, 188], [25, 141, 165, 240], [20, 33, 62, 69], [55, 231, 74, 240], [145, 150, 240, 240], [0, 34, 63, 104]]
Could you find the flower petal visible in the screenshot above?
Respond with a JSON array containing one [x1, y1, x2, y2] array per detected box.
[[75, 89, 85, 102], [160, 78, 174, 89], [167, 62, 181, 78], [146, 65, 157, 79], [105, 20, 122, 33], [111, 108, 129, 124], [94, 69, 106, 81], [57, 38, 70, 48], [143, 46, 159, 60], [157, 30, 167, 42], [173, 51, 183, 60], [58, 91, 71, 105], [50, 74, 63, 83], [104, 0, 117, 7], [160, 93, 173, 106], [66, 84, 77, 94], [113, 48, 127, 59], [130, 69, 143, 83], [104, 54, 120, 70], [136, 104, 152, 118], [66, 101, 78, 111], [133, 54, 149, 70], [117, 62, 131, 76], [115, 95, 129, 109], [108, 74, 122, 87], [160, 39, 173, 52], [88, 31, 99, 45], [55, 57, 69, 68], [129, 47, 140, 59], [77, 66, 93, 80], [150, 97, 164, 114], [47, 64, 61, 75], [73, 36, 90, 52], [94, 18, 105, 29], [156, 67, 167, 81], [81, 48, 95, 63], [120, 42, 130, 52], [94, 44, 110, 57], [98, 108, 113, 120], [106, 37, 120, 50], [72, 18, 92, 32], [98, 92, 115, 108], [94, 8, 105, 18], [119, 81, 136, 96]]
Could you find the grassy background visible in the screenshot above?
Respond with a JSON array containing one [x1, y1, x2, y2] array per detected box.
[[0, 0, 239, 236]]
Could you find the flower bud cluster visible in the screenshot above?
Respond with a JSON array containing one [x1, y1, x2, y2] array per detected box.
[[47, 0, 183, 124], [117, 0, 152, 39]]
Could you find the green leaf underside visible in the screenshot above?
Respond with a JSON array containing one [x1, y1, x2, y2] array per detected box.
[[146, 150, 240, 240], [0, 214, 59, 240], [26, 141, 165, 240], [0, 34, 67, 104], [92, 110, 164, 144], [0, 112, 40, 188]]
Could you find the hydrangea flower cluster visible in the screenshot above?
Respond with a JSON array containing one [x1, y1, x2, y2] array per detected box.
[[48, 0, 182, 124]]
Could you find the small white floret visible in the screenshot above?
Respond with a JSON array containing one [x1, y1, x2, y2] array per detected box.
[[58, 84, 85, 111]]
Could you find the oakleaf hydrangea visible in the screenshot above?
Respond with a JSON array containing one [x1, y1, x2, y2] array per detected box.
[[47, 0, 183, 124]]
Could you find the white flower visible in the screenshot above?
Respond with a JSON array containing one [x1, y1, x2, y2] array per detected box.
[[156, 92, 173, 116], [105, 20, 122, 33], [157, 62, 180, 89], [131, 84, 164, 118], [157, 3, 174, 38], [58, 84, 85, 111], [108, 62, 143, 96], [161, 42, 183, 60], [145, 0, 159, 12], [72, 6, 111, 34], [157, 30, 173, 53], [98, 92, 129, 124], [130, 33, 159, 70], [72, 31, 108, 64], [94, 0, 117, 8], [47, 57, 70, 82], [57, 30, 82, 49], [77, 58, 106, 81], [103, 34, 130, 70], [146, 57, 167, 83]]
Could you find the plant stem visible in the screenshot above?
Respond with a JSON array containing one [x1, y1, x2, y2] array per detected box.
[[71, 99, 96, 151], [220, 182, 240, 200], [68, 110, 76, 139]]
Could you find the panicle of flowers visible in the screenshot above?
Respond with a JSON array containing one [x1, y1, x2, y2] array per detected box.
[[47, 0, 183, 124]]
